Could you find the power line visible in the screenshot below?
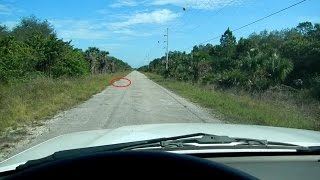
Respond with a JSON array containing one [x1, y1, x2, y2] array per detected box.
[[233, 0, 307, 32], [181, 0, 308, 51]]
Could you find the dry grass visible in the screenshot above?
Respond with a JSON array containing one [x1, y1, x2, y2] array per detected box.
[[0, 72, 130, 133], [145, 72, 320, 131]]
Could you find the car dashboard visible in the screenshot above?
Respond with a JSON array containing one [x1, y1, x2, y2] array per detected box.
[[206, 155, 320, 180], [1, 151, 320, 179]]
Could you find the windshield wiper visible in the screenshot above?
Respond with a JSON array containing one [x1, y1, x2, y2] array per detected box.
[[16, 133, 302, 170], [121, 133, 301, 150], [296, 146, 320, 153]]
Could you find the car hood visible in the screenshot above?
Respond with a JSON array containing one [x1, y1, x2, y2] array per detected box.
[[1, 123, 320, 171]]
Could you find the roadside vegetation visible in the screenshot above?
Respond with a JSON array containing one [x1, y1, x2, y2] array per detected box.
[[0, 72, 129, 133], [0, 16, 132, 133], [140, 22, 320, 130], [145, 73, 319, 130]]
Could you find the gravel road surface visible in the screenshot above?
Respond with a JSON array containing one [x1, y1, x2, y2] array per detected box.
[[2, 71, 222, 160]]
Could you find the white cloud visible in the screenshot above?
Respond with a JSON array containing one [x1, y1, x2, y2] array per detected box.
[[0, 2, 25, 16], [151, 0, 245, 10], [0, 4, 13, 15], [110, 9, 179, 28], [0, 20, 18, 29], [109, 0, 245, 10], [113, 28, 152, 36], [113, 28, 136, 35], [49, 20, 109, 40], [49, 18, 156, 39], [110, 0, 140, 8]]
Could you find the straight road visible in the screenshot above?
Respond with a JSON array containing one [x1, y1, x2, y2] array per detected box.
[[3, 71, 222, 159]]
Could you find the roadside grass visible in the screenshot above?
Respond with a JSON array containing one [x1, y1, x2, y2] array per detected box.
[[144, 73, 320, 131], [0, 72, 130, 133]]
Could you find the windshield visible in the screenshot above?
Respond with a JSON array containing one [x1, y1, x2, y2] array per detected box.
[[0, 0, 319, 164]]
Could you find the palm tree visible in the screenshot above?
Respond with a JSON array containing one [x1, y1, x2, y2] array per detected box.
[[85, 47, 100, 75], [99, 51, 109, 73]]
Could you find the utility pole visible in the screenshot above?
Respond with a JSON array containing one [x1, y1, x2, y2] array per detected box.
[[147, 53, 150, 69], [164, 28, 169, 70]]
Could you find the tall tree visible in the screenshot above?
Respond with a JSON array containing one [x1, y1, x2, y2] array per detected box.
[[98, 51, 109, 73], [85, 47, 100, 75], [296, 21, 314, 36], [220, 28, 237, 58], [12, 16, 56, 42]]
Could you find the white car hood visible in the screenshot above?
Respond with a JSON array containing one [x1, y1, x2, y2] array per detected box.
[[1, 123, 320, 172]]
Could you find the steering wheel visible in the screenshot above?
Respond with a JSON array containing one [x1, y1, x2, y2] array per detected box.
[[6, 151, 257, 179]]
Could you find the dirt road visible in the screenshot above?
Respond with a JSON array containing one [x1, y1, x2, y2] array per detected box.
[[2, 71, 222, 160]]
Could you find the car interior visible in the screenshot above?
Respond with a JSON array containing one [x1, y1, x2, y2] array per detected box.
[[1, 150, 320, 179]]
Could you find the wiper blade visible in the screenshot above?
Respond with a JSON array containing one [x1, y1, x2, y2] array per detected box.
[[120, 134, 262, 150], [177, 135, 268, 145], [16, 133, 301, 170], [121, 134, 300, 150], [180, 134, 299, 147], [17, 133, 211, 169], [157, 135, 267, 149], [296, 146, 320, 152]]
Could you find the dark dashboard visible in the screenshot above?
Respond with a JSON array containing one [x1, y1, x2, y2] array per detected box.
[[1, 151, 320, 179], [210, 155, 320, 180]]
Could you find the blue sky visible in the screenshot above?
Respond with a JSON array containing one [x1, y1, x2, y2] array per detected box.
[[0, 0, 319, 68]]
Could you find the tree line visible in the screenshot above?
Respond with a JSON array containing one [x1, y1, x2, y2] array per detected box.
[[139, 22, 320, 98], [0, 16, 131, 84]]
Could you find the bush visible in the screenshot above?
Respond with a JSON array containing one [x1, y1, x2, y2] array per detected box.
[[310, 75, 320, 99]]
